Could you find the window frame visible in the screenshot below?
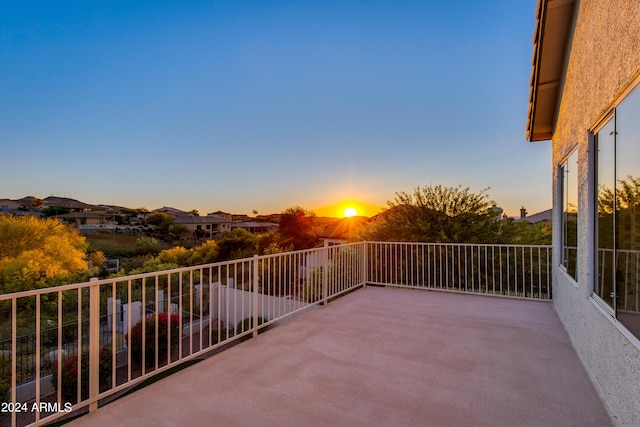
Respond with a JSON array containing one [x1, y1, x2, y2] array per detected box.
[[559, 148, 579, 282], [591, 111, 616, 316], [590, 79, 640, 341]]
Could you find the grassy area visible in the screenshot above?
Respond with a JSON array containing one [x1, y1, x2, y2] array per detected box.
[[83, 231, 140, 257]]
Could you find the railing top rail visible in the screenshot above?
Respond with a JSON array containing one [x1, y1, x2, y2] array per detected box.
[[0, 257, 251, 301], [366, 241, 552, 249], [0, 243, 349, 301], [253, 242, 361, 261], [0, 241, 552, 301]]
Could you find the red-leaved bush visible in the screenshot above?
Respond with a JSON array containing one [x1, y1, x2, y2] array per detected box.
[[51, 346, 112, 403], [126, 313, 181, 366]]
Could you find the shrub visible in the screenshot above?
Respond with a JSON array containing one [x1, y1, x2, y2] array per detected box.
[[51, 346, 112, 403], [0, 379, 9, 403], [0, 353, 31, 387], [127, 313, 181, 366]]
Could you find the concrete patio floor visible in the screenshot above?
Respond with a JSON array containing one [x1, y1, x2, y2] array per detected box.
[[68, 286, 611, 427]]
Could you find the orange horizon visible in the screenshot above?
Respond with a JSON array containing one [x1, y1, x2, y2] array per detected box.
[[313, 201, 385, 218]]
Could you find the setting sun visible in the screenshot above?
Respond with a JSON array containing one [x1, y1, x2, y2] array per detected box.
[[314, 201, 381, 218], [343, 207, 357, 218]]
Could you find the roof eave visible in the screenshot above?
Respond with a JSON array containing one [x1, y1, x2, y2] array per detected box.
[[527, 0, 576, 142]]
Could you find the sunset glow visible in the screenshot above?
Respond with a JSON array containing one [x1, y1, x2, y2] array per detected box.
[[343, 207, 357, 218], [314, 201, 383, 218]]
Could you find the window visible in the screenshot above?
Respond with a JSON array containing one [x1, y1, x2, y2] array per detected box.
[[561, 149, 578, 280], [593, 83, 640, 339]]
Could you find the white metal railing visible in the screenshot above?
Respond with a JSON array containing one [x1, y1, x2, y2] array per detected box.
[[366, 242, 552, 299], [596, 248, 640, 313], [0, 241, 548, 426]]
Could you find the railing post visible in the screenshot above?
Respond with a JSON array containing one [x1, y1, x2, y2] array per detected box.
[[11, 299, 16, 427], [362, 242, 368, 287], [253, 256, 259, 338], [322, 248, 329, 304], [89, 278, 100, 412]]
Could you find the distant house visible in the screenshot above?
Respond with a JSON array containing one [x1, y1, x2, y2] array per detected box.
[[36, 196, 120, 228], [173, 215, 232, 238], [0, 199, 23, 214], [527, 0, 640, 422], [42, 196, 97, 212], [208, 211, 233, 221], [231, 221, 278, 234], [514, 207, 552, 225], [320, 238, 347, 247], [155, 206, 188, 216], [58, 211, 117, 229]]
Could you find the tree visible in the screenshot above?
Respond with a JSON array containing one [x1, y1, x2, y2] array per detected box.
[[187, 240, 220, 265], [158, 246, 191, 265], [146, 212, 172, 227], [30, 199, 44, 209], [40, 205, 71, 217], [0, 215, 89, 293], [145, 212, 187, 242], [120, 207, 148, 224], [86, 250, 107, 269], [598, 175, 640, 250], [127, 257, 180, 275], [278, 206, 321, 250], [134, 237, 163, 255], [498, 218, 552, 245], [366, 185, 503, 243], [255, 233, 288, 255], [216, 229, 257, 260]]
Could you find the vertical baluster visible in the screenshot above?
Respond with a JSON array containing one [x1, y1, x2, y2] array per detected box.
[[11, 299, 16, 427], [127, 279, 132, 382], [154, 275, 159, 370], [111, 282, 117, 389], [141, 277, 146, 373], [89, 280, 99, 412]]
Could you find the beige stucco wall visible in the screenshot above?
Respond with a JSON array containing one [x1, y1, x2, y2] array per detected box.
[[550, 1, 640, 425]]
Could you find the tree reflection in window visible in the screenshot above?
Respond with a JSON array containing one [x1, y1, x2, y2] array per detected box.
[[561, 150, 578, 280], [594, 83, 640, 339]]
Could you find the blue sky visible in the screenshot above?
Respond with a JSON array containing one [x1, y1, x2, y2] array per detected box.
[[0, 0, 549, 217]]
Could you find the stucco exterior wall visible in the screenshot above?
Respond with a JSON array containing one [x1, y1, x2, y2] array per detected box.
[[550, 1, 640, 425]]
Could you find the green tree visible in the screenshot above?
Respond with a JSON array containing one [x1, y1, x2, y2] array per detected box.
[[216, 229, 257, 260], [498, 218, 552, 245], [145, 212, 187, 243], [256, 233, 288, 255], [278, 206, 321, 250], [187, 240, 220, 265], [119, 207, 148, 224], [366, 185, 502, 243], [128, 257, 180, 275], [146, 212, 172, 227], [168, 223, 189, 239], [134, 237, 163, 255], [40, 205, 71, 217], [598, 175, 640, 249]]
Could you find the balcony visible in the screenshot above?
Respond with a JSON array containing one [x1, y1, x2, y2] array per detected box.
[[0, 242, 612, 426]]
